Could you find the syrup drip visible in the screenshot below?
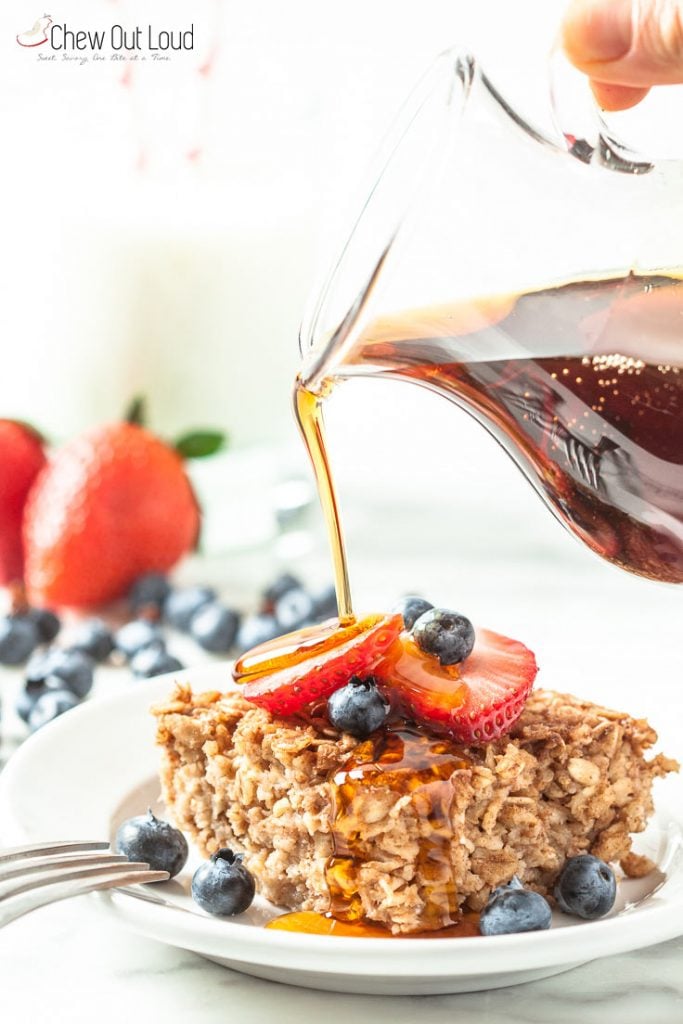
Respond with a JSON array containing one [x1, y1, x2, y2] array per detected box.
[[326, 724, 472, 931]]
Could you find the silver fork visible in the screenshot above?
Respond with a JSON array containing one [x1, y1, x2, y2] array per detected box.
[[0, 840, 169, 927]]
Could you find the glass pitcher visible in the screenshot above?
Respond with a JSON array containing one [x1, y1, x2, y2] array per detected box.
[[298, 49, 683, 585]]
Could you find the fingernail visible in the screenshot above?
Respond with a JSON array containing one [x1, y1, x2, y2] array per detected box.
[[564, 0, 634, 63]]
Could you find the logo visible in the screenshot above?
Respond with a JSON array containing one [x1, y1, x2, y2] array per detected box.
[[15, 16, 194, 60], [17, 14, 52, 47]]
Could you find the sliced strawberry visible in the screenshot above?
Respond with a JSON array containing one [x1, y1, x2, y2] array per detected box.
[[375, 628, 537, 744], [241, 614, 403, 717], [235, 617, 373, 683]]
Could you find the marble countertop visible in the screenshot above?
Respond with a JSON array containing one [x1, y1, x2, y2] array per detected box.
[[1, 900, 682, 1024], [1, 487, 682, 1023]]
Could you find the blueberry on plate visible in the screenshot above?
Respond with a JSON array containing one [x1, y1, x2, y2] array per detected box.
[[69, 618, 115, 663], [27, 608, 61, 644], [130, 642, 184, 679], [261, 572, 303, 612], [274, 587, 315, 632], [310, 582, 338, 621], [392, 595, 434, 632], [43, 649, 95, 699], [190, 602, 240, 653], [327, 677, 389, 739], [115, 619, 164, 662], [235, 614, 281, 654], [129, 573, 171, 615], [115, 809, 188, 878], [554, 855, 616, 920], [479, 876, 552, 936], [28, 688, 80, 732], [164, 586, 216, 631], [0, 616, 39, 666], [191, 849, 255, 916], [412, 607, 475, 666]]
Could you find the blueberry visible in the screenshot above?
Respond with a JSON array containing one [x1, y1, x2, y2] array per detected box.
[[327, 677, 389, 739], [115, 809, 188, 878], [0, 616, 39, 665], [27, 608, 61, 644], [164, 586, 216, 631], [42, 649, 95, 699], [129, 573, 171, 615], [25, 648, 54, 686], [16, 681, 46, 723], [412, 607, 475, 666], [274, 587, 315, 632], [235, 614, 281, 653], [262, 573, 302, 611], [479, 876, 552, 935], [28, 688, 80, 732], [393, 595, 434, 631], [130, 642, 184, 679], [70, 618, 115, 663], [25, 647, 76, 688], [554, 855, 616, 920], [191, 848, 255, 916], [311, 583, 338, 621], [190, 602, 240, 653], [115, 620, 164, 661]]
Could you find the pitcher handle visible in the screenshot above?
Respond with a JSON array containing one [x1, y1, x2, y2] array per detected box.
[[549, 42, 654, 175]]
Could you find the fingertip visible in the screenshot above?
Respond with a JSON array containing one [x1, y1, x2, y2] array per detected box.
[[590, 80, 651, 110]]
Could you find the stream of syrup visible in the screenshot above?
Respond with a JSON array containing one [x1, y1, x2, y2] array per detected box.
[[293, 383, 355, 623]]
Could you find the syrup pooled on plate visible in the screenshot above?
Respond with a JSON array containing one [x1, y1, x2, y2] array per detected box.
[[267, 910, 480, 938]]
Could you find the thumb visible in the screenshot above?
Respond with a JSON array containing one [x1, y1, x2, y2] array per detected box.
[[563, 0, 683, 108]]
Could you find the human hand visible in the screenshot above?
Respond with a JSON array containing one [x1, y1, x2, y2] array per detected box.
[[562, 0, 683, 110]]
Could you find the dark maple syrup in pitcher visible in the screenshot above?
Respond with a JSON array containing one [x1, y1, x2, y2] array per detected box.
[[337, 272, 683, 584]]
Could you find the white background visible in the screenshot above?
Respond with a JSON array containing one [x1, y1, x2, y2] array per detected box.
[[0, 0, 567, 443]]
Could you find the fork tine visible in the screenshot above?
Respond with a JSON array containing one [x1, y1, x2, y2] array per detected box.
[[0, 852, 128, 882], [0, 867, 168, 928], [0, 841, 109, 864], [0, 861, 153, 902]]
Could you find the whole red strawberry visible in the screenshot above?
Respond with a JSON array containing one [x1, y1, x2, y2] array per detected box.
[[23, 409, 221, 608], [0, 420, 46, 586]]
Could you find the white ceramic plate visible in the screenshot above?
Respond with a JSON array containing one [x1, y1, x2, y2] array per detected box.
[[1, 665, 682, 995]]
